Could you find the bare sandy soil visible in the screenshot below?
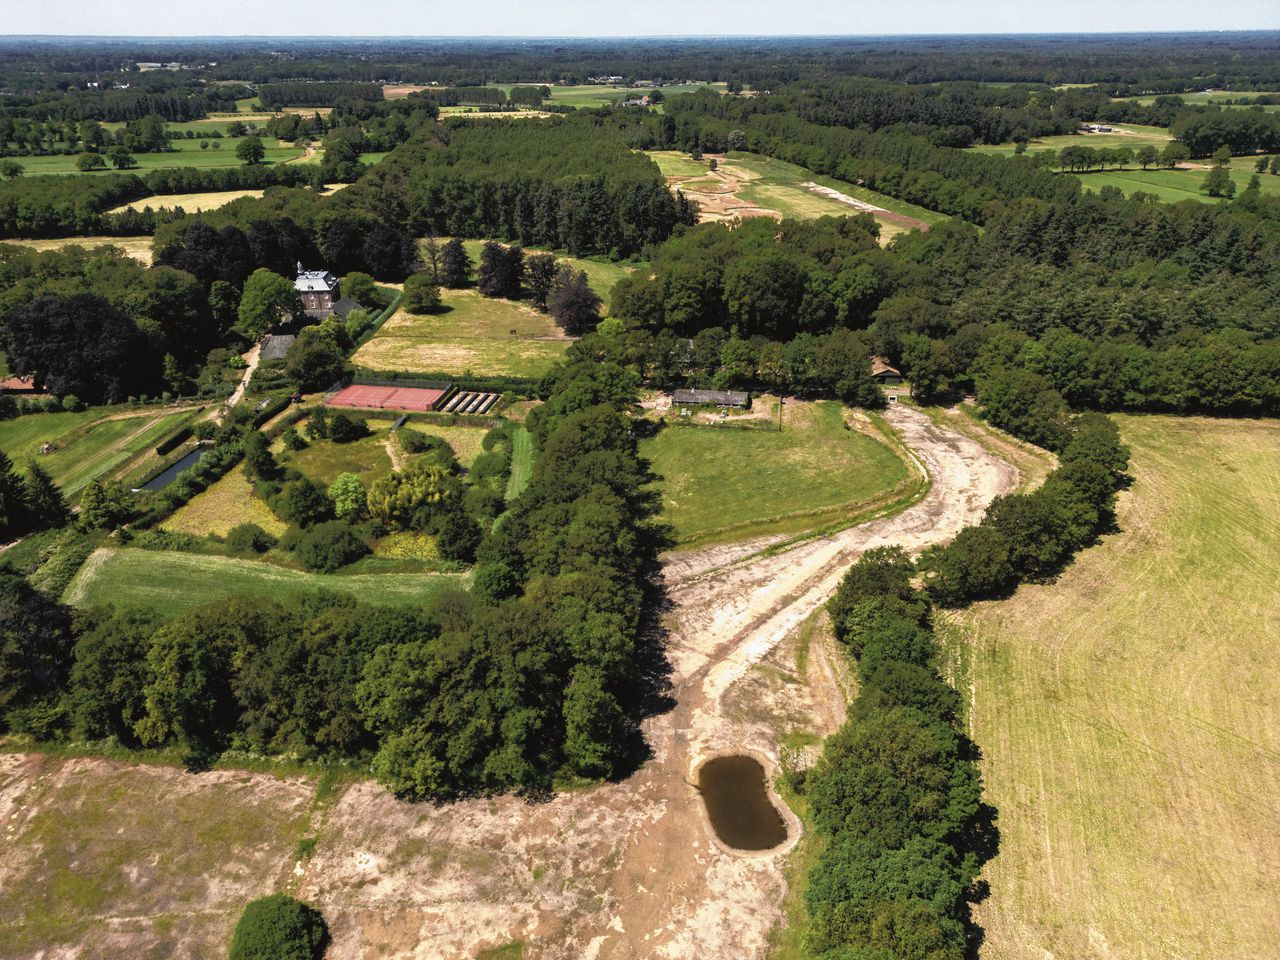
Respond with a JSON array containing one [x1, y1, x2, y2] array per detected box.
[[798, 181, 933, 234], [0, 405, 1017, 960]]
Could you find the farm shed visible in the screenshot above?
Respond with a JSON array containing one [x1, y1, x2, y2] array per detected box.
[[871, 357, 903, 385], [672, 388, 750, 408]]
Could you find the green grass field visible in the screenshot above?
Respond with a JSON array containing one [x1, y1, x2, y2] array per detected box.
[[277, 421, 395, 488], [0, 407, 196, 496], [967, 123, 1173, 157], [488, 81, 727, 110], [351, 289, 570, 378], [64, 547, 467, 615], [1075, 159, 1280, 202], [640, 400, 913, 546], [9, 137, 307, 176], [505, 426, 533, 500], [951, 415, 1280, 960], [1111, 90, 1280, 110]]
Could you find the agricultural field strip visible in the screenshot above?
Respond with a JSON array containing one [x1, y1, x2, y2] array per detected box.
[[959, 415, 1280, 960]]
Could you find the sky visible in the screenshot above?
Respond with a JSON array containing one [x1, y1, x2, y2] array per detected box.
[[5, 0, 1278, 38]]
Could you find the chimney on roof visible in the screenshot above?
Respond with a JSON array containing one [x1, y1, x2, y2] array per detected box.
[[296, 261, 304, 277]]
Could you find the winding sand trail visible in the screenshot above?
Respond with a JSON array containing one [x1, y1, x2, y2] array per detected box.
[[310, 403, 1018, 960]]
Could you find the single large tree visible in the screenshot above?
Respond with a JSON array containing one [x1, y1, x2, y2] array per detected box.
[[437, 238, 472, 288], [477, 241, 523, 299], [236, 269, 302, 341], [0, 294, 142, 403], [236, 135, 266, 166], [546, 266, 602, 335]]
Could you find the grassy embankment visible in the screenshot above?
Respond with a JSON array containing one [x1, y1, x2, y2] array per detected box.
[[640, 399, 914, 548], [950, 415, 1280, 960]]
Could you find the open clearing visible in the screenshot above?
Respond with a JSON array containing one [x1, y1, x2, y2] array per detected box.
[[351, 289, 571, 378], [953, 415, 1280, 960], [277, 421, 395, 488], [161, 469, 289, 539], [1075, 158, 1280, 202], [967, 123, 1174, 157], [63, 547, 465, 615], [9, 137, 308, 177], [1, 403, 1018, 960], [650, 151, 941, 241], [0, 406, 196, 496], [1, 236, 155, 264], [640, 400, 913, 547], [453, 238, 641, 311]]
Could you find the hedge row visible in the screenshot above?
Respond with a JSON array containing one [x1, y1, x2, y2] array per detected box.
[[804, 547, 994, 958]]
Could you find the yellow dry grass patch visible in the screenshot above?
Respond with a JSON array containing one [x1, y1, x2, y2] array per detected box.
[[162, 469, 287, 538], [2, 236, 154, 264], [110, 189, 264, 214], [954, 415, 1280, 960]]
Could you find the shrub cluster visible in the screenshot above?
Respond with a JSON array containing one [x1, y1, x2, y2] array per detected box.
[[918, 412, 1130, 606]]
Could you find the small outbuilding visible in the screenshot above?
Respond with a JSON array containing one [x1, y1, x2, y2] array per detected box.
[[870, 357, 903, 386], [671, 388, 751, 409], [259, 334, 296, 362]]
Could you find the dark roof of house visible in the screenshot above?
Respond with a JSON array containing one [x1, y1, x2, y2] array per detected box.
[[672, 388, 750, 407], [331, 297, 361, 318], [870, 356, 902, 378], [259, 334, 296, 361]]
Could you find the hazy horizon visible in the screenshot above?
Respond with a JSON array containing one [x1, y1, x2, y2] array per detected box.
[[4, 0, 1277, 40]]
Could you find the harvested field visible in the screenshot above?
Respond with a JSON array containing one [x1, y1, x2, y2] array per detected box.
[[1, 236, 155, 264], [109, 188, 264, 214], [351, 290, 570, 378], [382, 84, 431, 98], [954, 415, 1280, 960]]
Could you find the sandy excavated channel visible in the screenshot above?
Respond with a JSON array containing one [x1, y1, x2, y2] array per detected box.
[[299, 403, 1017, 959], [0, 405, 1016, 960]]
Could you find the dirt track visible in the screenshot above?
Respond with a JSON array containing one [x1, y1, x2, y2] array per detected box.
[[0, 405, 1018, 959], [300, 403, 1018, 959]]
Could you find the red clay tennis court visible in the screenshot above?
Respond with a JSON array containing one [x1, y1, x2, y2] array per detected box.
[[327, 384, 447, 412]]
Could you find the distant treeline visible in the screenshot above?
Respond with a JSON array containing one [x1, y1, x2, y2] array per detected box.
[[256, 82, 385, 110], [0, 87, 245, 123], [7, 34, 1279, 91], [0, 167, 326, 239]]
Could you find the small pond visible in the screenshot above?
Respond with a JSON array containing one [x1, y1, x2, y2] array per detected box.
[[141, 447, 208, 492], [697, 755, 788, 851]]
